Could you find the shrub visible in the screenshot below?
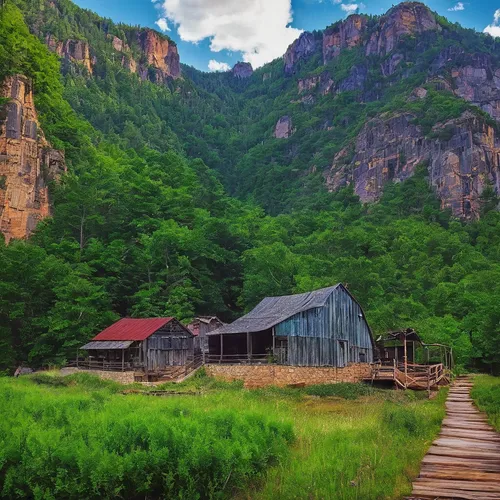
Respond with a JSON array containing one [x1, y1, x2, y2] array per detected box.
[[0, 378, 293, 499]]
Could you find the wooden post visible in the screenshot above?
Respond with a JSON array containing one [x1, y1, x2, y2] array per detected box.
[[76, 349, 79, 368], [246, 332, 251, 362], [404, 335, 408, 387], [220, 334, 223, 363], [122, 349, 125, 372]]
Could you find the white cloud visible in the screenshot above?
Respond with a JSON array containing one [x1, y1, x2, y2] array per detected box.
[[208, 59, 231, 72], [153, 0, 303, 68], [448, 2, 464, 11], [155, 17, 170, 32], [484, 9, 500, 37], [340, 3, 360, 14]]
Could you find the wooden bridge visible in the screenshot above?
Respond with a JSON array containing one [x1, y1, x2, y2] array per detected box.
[[368, 361, 450, 390], [408, 376, 500, 499]]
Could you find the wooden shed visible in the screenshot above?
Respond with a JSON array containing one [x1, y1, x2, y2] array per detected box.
[[207, 284, 374, 367], [79, 317, 194, 377], [187, 316, 225, 354]]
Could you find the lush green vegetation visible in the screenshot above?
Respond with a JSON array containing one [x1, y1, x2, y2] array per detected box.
[[472, 375, 500, 431], [0, 374, 446, 499], [0, 374, 293, 499], [1, 1, 500, 375]]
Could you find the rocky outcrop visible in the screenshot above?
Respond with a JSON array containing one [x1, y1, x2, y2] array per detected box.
[[274, 116, 294, 139], [366, 2, 439, 57], [381, 53, 404, 77], [298, 71, 334, 95], [108, 34, 129, 53], [284, 32, 317, 75], [137, 29, 180, 80], [45, 35, 93, 74], [326, 111, 500, 219], [0, 75, 65, 243], [298, 76, 319, 93], [338, 65, 367, 93], [323, 15, 367, 63], [232, 62, 253, 79], [451, 54, 500, 122]]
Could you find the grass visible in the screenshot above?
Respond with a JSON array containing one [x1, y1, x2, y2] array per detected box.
[[471, 375, 500, 431], [0, 372, 448, 499]]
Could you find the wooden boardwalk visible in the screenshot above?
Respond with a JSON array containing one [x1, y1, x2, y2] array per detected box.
[[409, 377, 500, 500]]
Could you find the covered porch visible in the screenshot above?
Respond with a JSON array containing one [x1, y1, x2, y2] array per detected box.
[[369, 328, 453, 390], [76, 340, 144, 372]]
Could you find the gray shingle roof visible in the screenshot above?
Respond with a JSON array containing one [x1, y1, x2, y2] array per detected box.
[[208, 285, 340, 335]]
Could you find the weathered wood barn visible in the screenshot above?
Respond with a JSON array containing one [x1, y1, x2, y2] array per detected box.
[[207, 284, 374, 367], [187, 316, 225, 354], [79, 317, 194, 375]]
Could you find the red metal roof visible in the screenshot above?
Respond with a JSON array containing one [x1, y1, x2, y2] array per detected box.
[[92, 318, 174, 341]]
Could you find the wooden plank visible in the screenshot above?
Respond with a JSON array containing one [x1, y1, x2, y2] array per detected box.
[[422, 456, 500, 472], [434, 437, 500, 452], [412, 485, 500, 500], [427, 445, 500, 460], [413, 478, 500, 493], [419, 469, 500, 482]]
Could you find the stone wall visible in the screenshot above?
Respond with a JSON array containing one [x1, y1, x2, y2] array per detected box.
[[205, 363, 371, 388], [61, 367, 135, 384]]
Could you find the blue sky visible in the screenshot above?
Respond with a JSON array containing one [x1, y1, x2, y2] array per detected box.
[[73, 0, 500, 72]]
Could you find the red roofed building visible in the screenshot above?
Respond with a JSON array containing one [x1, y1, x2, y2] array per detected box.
[[80, 317, 194, 379]]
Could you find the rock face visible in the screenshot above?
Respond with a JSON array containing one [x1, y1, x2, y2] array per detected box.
[[274, 116, 294, 139], [366, 2, 439, 57], [338, 65, 367, 93], [137, 29, 181, 81], [284, 32, 317, 75], [46, 35, 93, 74], [323, 15, 367, 63], [108, 34, 129, 53], [232, 62, 253, 79], [0, 75, 65, 243], [326, 111, 500, 219]]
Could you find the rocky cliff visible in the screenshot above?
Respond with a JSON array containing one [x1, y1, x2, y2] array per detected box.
[[323, 15, 367, 63], [284, 32, 317, 75], [365, 2, 439, 56], [326, 110, 500, 219], [136, 29, 181, 81], [45, 35, 93, 74], [232, 62, 253, 79], [0, 75, 65, 243]]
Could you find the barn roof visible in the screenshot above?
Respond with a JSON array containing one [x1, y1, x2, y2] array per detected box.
[[91, 318, 174, 341], [209, 285, 342, 335]]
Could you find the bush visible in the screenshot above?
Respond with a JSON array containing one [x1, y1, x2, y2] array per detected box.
[[0, 378, 294, 499], [382, 403, 427, 437], [304, 382, 373, 400]]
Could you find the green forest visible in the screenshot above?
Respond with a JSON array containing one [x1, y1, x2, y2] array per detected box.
[[1, 0, 500, 374]]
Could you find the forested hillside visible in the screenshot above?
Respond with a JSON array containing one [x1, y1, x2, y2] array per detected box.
[[1, 0, 500, 373]]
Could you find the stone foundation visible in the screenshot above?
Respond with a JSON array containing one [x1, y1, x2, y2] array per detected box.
[[205, 363, 372, 388], [61, 368, 136, 384]]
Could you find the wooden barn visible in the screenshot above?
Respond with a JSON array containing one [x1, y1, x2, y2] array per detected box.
[[207, 284, 374, 367], [79, 317, 194, 377], [187, 316, 225, 354]]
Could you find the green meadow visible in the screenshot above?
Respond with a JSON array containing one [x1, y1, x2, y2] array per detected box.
[[0, 372, 447, 499], [472, 375, 500, 432]]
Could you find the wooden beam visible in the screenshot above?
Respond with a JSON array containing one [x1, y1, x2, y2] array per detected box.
[[122, 349, 125, 372], [220, 334, 223, 363], [247, 332, 251, 361]]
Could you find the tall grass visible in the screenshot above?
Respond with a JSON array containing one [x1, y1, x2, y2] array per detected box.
[[472, 375, 500, 431], [0, 376, 293, 499], [0, 373, 447, 499]]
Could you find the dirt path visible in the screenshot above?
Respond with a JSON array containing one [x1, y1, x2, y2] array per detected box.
[[409, 376, 500, 500]]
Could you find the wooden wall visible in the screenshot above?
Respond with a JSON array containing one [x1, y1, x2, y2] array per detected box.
[[275, 286, 373, 367]]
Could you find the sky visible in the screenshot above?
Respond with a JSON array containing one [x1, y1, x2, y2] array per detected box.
[[72, 0, 500, 72]]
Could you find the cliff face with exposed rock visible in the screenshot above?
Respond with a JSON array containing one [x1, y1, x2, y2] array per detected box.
[[326, 111, 500, 219], [0, 75, 65, 243], [284, 32, 317, 75], [45, 35, 93, 74], [232, 62, 253, 79], [323, 15, 367, 63], [136, 29, 180, 81]]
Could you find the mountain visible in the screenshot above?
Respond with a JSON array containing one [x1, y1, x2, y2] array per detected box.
[[2, 0, 500, 373]]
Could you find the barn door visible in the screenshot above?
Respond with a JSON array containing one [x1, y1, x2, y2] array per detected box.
[[274, 337, 288, 365]]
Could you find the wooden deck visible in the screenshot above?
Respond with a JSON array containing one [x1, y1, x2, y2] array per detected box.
[[368, 362, 450, 390], [408, 376, 500, 500]]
